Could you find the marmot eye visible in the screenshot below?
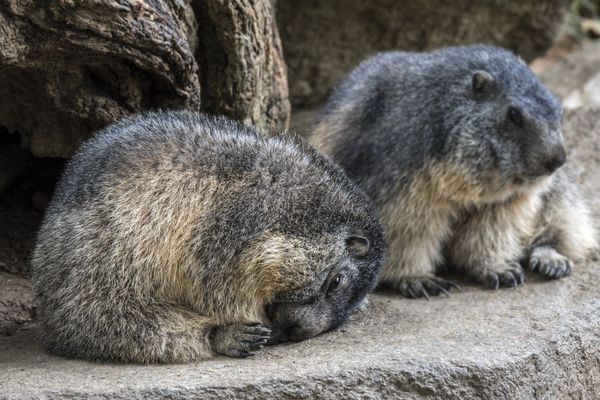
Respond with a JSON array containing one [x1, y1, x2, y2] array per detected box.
[[508, 106, 524, 126], [328, 274, 342, 291]]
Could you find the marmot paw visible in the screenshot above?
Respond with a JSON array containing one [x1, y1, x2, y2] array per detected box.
[[209, 322, 271, 358], [393, 275, 461, 299], [529, 248, 572, 279], [476, 263, 525, 290]]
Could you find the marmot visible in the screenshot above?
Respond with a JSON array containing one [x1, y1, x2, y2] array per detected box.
[[310, 45, 596, 298], [31, 111, 385, 363]]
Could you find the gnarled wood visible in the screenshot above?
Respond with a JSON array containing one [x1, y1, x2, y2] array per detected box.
[[194, 0, 290, 133], [0, 0, 290, 158], [0, 0, 202, 157]]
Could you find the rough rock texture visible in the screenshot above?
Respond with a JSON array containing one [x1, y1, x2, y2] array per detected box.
[[1, 105, 600, 400], [0, 0, 290, 158], [534, 40, 600, 100], [194, 0, 290, 132], [0, 272, 34, 336], [277, 0, 571, 107], [1, 259, 599, 398]]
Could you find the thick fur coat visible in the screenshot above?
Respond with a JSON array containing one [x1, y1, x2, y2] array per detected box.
[[32, 111, 385, 362], [311, 45, 596, 297]]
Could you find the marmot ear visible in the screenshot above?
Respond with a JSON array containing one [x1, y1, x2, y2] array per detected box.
[[346, 235, 370, 258], [472, 70, 493, 93]]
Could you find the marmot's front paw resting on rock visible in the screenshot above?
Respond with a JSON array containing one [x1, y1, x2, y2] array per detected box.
[[393, 275, 461, 299], [530, 246, 572, 279], [210, 322, 271, 358], [473, 262, 525, 290]]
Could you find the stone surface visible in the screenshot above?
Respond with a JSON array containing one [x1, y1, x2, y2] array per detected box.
[[1, 263, 599, 398], [535, 40, 600, 103], [0, 272, 34, 336], [2, 106, 600, 400], [277, 0, 571, 107]]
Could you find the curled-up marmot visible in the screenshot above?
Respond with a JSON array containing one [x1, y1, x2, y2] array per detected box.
[[32, 111, 385, 363], [311, 45, 596, 298]]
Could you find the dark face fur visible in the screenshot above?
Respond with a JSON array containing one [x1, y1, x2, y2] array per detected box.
[[265, 234, 381, 343], [448, 58, 565, 201]]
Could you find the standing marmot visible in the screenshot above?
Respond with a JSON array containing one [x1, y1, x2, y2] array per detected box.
[[310, 45, 596, 298], [31, 111, 385, 363]]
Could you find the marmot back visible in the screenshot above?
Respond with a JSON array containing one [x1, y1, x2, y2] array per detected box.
[[32, 111, 385, 363], [311, 45, 596, 298]]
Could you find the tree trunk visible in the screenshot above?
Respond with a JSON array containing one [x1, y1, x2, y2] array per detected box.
[[0, 0, 201, 157], [194, 0, 290, 133], [0, 0, 290, 158]]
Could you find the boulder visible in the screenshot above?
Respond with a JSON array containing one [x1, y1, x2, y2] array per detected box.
[[0, 272, 34, 336], [277, 0, 571, 107]]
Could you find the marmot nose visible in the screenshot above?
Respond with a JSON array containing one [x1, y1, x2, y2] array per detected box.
[[544, 146, 566, 173]]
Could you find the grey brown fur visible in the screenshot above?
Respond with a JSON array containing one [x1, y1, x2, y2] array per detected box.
[[311, 45, 596, 298], [31, 111, 385, 363]]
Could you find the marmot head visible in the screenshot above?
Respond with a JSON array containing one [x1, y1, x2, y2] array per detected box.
[[264, 229, 384, 344], [441, 46, 565, 203]]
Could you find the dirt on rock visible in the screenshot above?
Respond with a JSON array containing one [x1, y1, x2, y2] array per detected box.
[[0, 156, 64, 334], [0, 272, 34, 336]]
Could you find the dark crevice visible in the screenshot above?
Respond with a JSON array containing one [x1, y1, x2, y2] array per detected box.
[[0, 125, 21, 145], [1, 125, 67, 276]]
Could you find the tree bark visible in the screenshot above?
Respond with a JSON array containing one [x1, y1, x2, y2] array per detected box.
[[0, 0, 290, 158], [0, 0, 201, 157], [194, 0, 290, 133]]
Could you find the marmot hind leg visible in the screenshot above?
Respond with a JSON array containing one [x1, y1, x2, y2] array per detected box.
[[42, 299, 270, 363], [528, 170, 597, 279]]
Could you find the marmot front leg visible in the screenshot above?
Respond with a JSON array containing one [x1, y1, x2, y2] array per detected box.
[[210, 322, 271, 358], [382, 206, 459, 299], [450, 205, 528, 290], [462, 258, 524, 290]]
